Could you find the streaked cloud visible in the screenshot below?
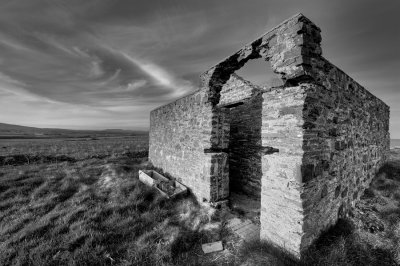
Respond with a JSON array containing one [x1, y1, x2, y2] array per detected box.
[[0, 0, 398, 136], [120, 52, 193, 97]]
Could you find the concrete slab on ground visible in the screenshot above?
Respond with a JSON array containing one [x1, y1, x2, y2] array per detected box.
[[226, 217, 260, 242], [202, 241, 223, 254]]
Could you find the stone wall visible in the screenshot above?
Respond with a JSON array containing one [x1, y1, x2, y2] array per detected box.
[[259, 85, 306, 255], [149, 89, 230, 202], [257, 72, 390, 254], [150, 73, 266, 201], [148, 13, 390, 259], [299, 58, 390, 249], [196, 14, 324, 257]]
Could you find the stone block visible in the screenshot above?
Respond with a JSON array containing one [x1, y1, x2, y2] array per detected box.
[[202, 241, 223, 254]]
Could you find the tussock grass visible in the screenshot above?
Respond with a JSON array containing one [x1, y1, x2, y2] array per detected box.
[[301, 219, 396, 266], [1, 138, 400, 265], [0, 151, 228, 265], [299, 149, 400, 266]]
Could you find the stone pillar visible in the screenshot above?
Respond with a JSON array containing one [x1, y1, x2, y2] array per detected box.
[[259, 85, 306, 257]]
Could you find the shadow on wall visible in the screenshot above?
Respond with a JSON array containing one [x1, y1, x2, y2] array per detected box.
[[228, 92, 263, 198], [300, 59, 391, 247], [300, 153, 400, 265], [228, 57, 283, 199], [298, 59, 393, 259]]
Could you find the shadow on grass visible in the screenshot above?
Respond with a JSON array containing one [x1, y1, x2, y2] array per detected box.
[[371, 155, 400, 226], [238, 240, 299, 266], [238, 218, 397, 266], [376, 158, 400, 182], [302, 219, 397, 266]]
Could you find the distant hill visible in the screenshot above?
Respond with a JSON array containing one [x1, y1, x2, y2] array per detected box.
[[0, 123, 148, 139], [391, 139, 400, 149]]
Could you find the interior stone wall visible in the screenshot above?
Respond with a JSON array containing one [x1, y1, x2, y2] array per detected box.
[[218, 74, 264, 197], [228, 93, 263, 197], [218, 74, 259, 107]]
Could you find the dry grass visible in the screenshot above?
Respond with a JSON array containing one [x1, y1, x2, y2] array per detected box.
[[0, 157, 228, 265], [300, 149, 400, 266], [0, 136, 148, 160], [1, 137, 400, 265], [0, 137, 233, 265]]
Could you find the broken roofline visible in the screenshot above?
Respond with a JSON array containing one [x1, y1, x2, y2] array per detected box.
[[151, 73, 262, 112], [201, 12, 324, 106], [199, 13, 388, 109], [151, 13, 313, 113], [201, 13, 319, 74], [151, 12, 388, 113]]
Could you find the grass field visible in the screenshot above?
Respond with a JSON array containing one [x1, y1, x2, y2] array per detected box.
[[0, 137, 237, 266], [0, 137, 399, 265], [0, 136, 148, 159]]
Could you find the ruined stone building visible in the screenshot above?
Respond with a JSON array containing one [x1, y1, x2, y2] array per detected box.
[[148, 14, 390, 257]]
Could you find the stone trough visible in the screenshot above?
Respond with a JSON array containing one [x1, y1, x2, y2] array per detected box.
[[138, 170, 188, 199]]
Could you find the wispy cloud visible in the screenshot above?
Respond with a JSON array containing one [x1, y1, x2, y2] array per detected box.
[[0, 0, 398, 136], [121, 52, 193, 97], [0, 72, 60, 104]]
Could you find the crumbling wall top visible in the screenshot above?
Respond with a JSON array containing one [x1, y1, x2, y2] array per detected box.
[[200, 13, 322, 106]]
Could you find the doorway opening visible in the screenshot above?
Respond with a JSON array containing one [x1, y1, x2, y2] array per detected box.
[[220, 57, 281, 223], [226, 93, 263, 223]]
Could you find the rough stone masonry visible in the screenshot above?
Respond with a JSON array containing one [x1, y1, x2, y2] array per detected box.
[[148, 13, 390, 257]]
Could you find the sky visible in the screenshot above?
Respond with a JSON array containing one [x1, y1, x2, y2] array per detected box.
[[0, 0, 399, 137]]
